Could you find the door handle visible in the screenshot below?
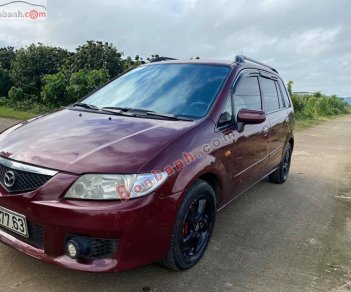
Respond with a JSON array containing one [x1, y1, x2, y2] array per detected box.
[[262, 126, 270, 136]]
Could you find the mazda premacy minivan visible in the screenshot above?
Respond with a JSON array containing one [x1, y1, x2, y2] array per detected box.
[[0, 55, 294, 272]]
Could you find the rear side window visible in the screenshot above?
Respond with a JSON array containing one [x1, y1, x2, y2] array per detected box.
[[260, 77, 280, 112], [233, 76, 261, 116], [278, 79, 291, 107]]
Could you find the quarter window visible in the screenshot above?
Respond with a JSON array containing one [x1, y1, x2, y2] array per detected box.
[[275, 81, 285, 108], [218, 96, 233, 126], [260, 77, 280, 112], [278, 79, 291, 107], [233, 76, 262, 117]]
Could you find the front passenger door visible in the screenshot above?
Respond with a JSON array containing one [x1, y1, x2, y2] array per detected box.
[[230, 73, 270, 193]]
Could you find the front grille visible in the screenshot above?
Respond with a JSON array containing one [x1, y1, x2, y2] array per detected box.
[[66, 235, 117, 259], [0, 221, 44, 249], [0, 157, 57, 193]]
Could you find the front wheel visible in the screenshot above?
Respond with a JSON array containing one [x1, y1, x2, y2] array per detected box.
[[269, 143, 292, 184], [162, 180, 216, 271]]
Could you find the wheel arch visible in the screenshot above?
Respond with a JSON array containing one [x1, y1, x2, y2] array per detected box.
[[197, 172, 222, 207]]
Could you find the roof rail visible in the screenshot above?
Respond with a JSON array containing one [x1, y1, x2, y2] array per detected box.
[[150, 57, 177, 62], [235, 55, 278, 73]]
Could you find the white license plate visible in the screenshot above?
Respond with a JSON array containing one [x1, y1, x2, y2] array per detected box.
[[0, 206, 28, 237]]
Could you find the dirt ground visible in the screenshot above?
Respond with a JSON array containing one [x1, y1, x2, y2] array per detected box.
[[0, 115, 350, 292]]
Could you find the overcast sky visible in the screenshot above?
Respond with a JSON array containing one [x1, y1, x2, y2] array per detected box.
[[0, 0, 350, 96]]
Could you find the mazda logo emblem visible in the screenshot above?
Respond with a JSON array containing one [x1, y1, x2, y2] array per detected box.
[[4, 171, 16, 188]]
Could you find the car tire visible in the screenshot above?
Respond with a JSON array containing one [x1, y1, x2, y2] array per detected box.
[[269, 143, 292, 184], [162, 179, 216, 271]]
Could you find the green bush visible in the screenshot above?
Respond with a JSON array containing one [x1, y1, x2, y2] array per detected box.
[[67, 69, 109, 101], [291, 90, 349, 120], [8, 86, 27, 101], [41, 71, 70, 107], [41, 69, 109, 108]]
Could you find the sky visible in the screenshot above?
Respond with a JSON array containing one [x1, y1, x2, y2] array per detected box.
[[0, 0, 350, 96]]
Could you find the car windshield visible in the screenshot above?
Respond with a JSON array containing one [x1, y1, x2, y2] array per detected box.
[[82, 64, 230, 119]]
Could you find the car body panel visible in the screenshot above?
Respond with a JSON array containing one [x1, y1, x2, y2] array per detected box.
[[0, 110, 195, 174]]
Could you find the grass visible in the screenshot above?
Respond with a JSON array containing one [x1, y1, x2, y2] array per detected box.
[[0, 106, 38, 120], [295, 113, 350, 131]]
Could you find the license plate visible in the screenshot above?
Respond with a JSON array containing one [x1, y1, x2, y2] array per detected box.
[[0, 206, 28, 237]]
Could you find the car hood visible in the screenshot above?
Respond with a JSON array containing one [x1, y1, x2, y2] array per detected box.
[[0, 109, 195, 174]]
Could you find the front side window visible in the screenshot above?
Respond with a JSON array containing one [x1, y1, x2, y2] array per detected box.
[[260, 77, 280, 112], [83, 64, 230, 119], [233, 76, 262, 117]]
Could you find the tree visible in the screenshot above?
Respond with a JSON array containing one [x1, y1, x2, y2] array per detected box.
[[0, 47, 16, 70], [146, 54, 160, 62], [10, 43, 69, 98], [122, 55, 145, 71], [287, 80, 293, 97], [0, 68, 12, 97], [67, 69, 109, 101], [42, 69, 109, 107], [71, 41, 124, 77], [41, 70, 70, 107], [314, 91, 322, 98], [0, 47, 16, 97]]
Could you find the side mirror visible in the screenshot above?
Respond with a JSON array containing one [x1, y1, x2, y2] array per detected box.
[[237, 109, 266, 124], [218, 112, 232, 127]]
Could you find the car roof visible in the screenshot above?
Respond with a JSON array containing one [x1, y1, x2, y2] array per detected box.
[[144, 59, 234, 66], [144, 59, 279, 75]]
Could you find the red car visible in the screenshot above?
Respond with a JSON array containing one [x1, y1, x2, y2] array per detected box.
[[0, 55, 294, 272]]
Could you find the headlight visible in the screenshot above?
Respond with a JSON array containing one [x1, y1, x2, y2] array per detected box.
[[64, 172, 168, 200]]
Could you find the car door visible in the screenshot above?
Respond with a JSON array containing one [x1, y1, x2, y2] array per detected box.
[[216, 71, 270, 202], [259, 73, 289, 171]]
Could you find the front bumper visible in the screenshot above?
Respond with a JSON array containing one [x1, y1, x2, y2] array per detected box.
[[0, 173, 182, 272]]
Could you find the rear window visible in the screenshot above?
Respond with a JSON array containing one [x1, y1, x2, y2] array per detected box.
[[260, 77, 280, 112]]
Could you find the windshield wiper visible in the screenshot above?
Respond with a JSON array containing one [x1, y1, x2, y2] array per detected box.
[[142, 112, 194, 121], [102, 106, 149, 113], [104, 107, 193, 121], [72, 104, 193, 121], [72, 103, 132, 116], [72, 103, 100, 110]]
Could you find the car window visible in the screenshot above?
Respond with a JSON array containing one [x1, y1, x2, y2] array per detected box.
[[260, 77, 280, 112], [218, 96, 233, 127], [83, 64, 230, 119], [278, 79, 291, 107], [233, 76, 261, 117], [275, 81, 285, 108]]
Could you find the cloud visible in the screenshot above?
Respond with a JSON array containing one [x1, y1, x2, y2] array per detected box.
[[0, 0, 350, 96]]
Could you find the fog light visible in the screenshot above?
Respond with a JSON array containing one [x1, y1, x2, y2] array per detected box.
[[65, 237, 91, 259], [66, 242, 78, 258]]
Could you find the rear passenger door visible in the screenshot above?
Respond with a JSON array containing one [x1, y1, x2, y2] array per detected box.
[[259, 73, 289, 171]]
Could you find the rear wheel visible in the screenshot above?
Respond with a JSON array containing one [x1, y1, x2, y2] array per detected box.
[[269, 143, 292, 184], [162, 180, 216, 271]]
